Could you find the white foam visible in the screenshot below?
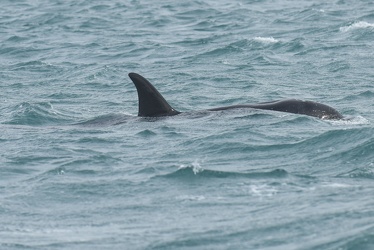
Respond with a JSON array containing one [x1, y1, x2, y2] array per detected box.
[[253, 36, 279, 44], [329, 115, 370, 126], [249, 184, 278, 197], [340, 21, 374, 32], [178, 159, 204, 174]]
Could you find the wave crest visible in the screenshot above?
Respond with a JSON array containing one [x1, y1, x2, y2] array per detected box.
[[4, 102, 74, 126], [340, 21, 374, 32], [253, 36, 279, 44]]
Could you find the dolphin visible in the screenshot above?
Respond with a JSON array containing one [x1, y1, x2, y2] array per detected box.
[[128, 73, 343, 120]]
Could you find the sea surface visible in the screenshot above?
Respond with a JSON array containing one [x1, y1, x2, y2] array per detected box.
[[1, 0, 374, 249]]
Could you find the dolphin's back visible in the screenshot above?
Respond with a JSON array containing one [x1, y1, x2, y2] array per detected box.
[[209, 100, 342, 119], [252, 99, 343, 119]]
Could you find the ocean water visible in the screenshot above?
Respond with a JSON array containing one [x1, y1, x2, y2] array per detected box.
[[1, 0, 374, 249]]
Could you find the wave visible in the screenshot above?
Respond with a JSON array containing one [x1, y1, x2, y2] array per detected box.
[[3, 102, 76, 126], [338, 166, 374, 179], [340, 21, 374, 32], [305, 224, 374, 249]]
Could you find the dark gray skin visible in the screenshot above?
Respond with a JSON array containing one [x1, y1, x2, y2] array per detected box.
[[128, 73, 343, 120]]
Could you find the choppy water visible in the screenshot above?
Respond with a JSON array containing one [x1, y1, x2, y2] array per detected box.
[[1, 0, 374, 249]]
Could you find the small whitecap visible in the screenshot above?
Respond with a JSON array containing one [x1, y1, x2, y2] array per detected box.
[[339, 21, 374, 32], [322, 182, 351, 188], [249, 184, 278, 197], [253, 36, 279, 44], [191, 160, 204, 174], [178, 159, 204, 175], [176, 195, 206, 201], [57, 168, 65, 175], [310, 8, 325, 13]]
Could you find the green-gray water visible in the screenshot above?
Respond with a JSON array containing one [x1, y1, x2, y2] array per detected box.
[[1, 0, 374, 249]]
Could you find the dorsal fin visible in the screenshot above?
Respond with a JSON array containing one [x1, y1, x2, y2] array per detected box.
[[128, 73, 180, 117]]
